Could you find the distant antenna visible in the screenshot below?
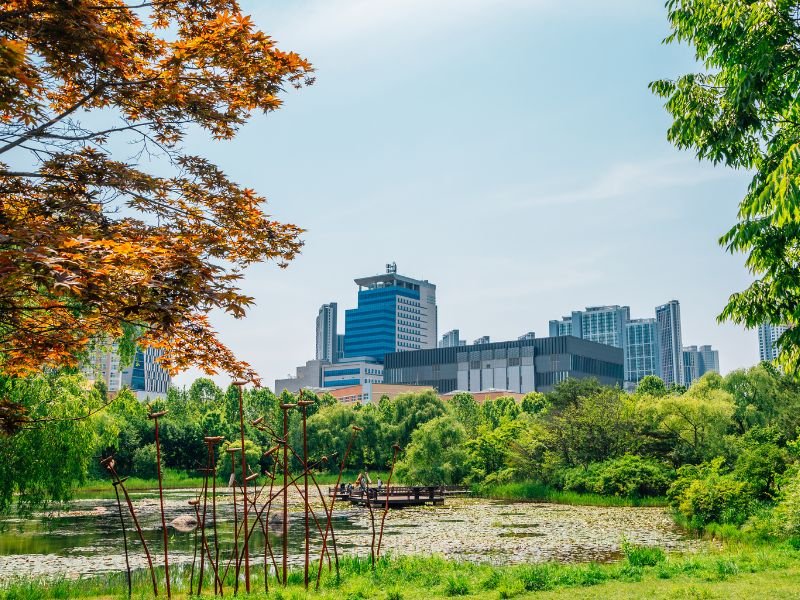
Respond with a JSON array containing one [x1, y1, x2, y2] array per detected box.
[[386, 262, 397, 274]]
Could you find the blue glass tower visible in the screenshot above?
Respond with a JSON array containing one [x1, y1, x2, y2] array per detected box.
[[343, 263, 437, 361]]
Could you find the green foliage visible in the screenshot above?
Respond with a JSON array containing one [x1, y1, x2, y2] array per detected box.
[[446, 392, 480, 434], [653, 0, 800, 372], [636, 375, 667, 397], [771, 471, 800, 538], [395, 416, 472, 485], [520, 391, 548, 415], [131, 443, 158, 479], [622, 539, 666, 567], [668, 458, 757, 528], [216, 439, 261, 481], [562, 455, 673, 498]]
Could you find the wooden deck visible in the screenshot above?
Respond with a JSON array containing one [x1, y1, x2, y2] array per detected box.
[[328, 485, 471, 508]]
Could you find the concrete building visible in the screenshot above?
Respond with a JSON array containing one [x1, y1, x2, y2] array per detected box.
[[274, 359, 327, 394], [322, 358, 384, 389], [324, 383, 434, 405], [343, 263, 437, 360], [315, 302, 339, 363], [549, 316, 573, 337], [84, 341, 170, 399], [624, 318, 661, 387], [336, 334, 345, 362], [682, 344, 720, 387], [518, 332, 536, 341], [656, 300, 684, 387], [473, 336, 490, 345], [758, 323, 788, 362], [384, 336, 624, 394], [439, 329, 465, 348]]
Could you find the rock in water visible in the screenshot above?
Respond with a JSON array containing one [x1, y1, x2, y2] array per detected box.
[[169, 515, 198, 532]]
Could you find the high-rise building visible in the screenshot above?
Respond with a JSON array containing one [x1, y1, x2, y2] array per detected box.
[[549, 316, 573, 337], [758, 323, 788, 362], [439, 329, 462, 348], [315, 302, 338, 363], [343, 263, 437, 360], [473, 335, 490, 345], [336, 334, 345, 362], [625, 318, 661, 386], [656, 300, 684, 387], [518, 332, 536, 341], [84, 341, 170, 399], [682, 344, 720, 387]]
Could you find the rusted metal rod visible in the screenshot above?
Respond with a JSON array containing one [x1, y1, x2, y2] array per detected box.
[[112, 477, 132, 599], [232, 380, 251, 593], [377, 443, 401, 558], [101, 456, 158, 597], [316, 425, 361, 589], [298, 397, 314, 589], [280, 402, 295, 586], [189, 498, 200, 595], [226, 444, 241, 594], [204, 436, 224, 596], [149, 410, 171, 599]]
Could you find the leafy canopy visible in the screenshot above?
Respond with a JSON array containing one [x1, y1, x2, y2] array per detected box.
[[0, 1, 313, 383], [652, 0, 800, 371]]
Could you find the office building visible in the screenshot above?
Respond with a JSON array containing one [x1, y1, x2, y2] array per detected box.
[[84, 341, 170, 399], [682, 344, 720, 387], [343, 263, 437, 360], [758, 323, 788, 362], [518, 332, 536, 341], [336, 334, 345, 362], [550, 306, 629, 348], [315, 302, 339, 363], [624, 318, 661, 386], [274, 359, 327, 395], [656, 300, 684, 387], [322, 359, 384, 388], [439, 329, 464, 348], [549, 316, 573, 337], [473, 336, 490, 345], [384, 336, 623, 394]]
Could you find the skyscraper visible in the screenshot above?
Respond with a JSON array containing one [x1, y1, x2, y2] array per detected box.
[[549, 316, 573, 337], [656, 300, 684, 387], [343, 263, 437, 361], [551, 306, 630, 348], [625, 318, 661, 385], [315, 302, 338, 363], [758, 323, 788, 362], [84, 341, 170, 399], [682, 344, 720, 387], [439, 329, 462, 348]]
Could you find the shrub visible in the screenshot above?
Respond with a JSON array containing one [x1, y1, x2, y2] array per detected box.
[[444, 575, 469, 596], [668, 459, 756, 528], [562, 455, 672, 498], [622, 539, 666, 567], [771, 471, 800, 538], [131, 443, 159, 479]]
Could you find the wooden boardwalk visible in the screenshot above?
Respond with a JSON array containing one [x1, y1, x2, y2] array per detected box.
[[328, 485, 472, 508]]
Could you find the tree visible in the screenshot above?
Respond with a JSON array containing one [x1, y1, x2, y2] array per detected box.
[[636, 375, 667, 397], [394, 416, 472, 485], [0, 1, 313, 384], [652, 1, 800, 371]]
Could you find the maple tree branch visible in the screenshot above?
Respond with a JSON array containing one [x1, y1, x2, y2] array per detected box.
[[0, 85, 108, 156]]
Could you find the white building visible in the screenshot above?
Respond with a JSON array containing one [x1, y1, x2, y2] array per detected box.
[[758, 323, 788, 363]]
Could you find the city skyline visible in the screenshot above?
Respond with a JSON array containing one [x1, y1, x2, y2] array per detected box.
[[173, 0, 758, 388]]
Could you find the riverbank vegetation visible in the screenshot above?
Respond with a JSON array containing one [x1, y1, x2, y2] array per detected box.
[[2, 540, 799, 599]]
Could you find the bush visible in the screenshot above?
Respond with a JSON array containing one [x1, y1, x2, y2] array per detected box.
[[562, 455, 672, 498], [131, 443, 159, 479], [622, 539, 666, 567], [216, 439, 262, 482], [771, 471, 800, 538], [668, 459, 756, 528], [444, 575, 469, 596]]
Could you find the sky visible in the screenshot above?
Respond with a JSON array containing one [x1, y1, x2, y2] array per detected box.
[[174, 0, 757, 388]]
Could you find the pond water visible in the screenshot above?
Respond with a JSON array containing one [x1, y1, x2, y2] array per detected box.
[[0, 489, 698, 580]]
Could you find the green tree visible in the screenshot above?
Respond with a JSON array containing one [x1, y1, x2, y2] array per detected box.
[[652, 0, 800, 370], [395, 416, 472, 485], [636, 375, 667, 397], [447, 392, 481, 434]]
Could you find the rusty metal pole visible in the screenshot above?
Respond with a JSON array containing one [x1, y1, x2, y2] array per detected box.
[[232, 381, 251, 593], [377, 443, 401, 558], [189, 498, 200, 595], [149, 409, 171, 599], [316, 425, 361, 590], [279, 402, 296, 586], [226, 444, 241, 593], [203, 436, 224, 595], [108, 470, 132, 599], [102, 456, 158, 597], [297, 397, 315, 589]]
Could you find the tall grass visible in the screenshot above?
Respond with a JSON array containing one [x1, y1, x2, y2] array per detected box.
[[478, 481, 667, 507], [3, 540, 799, 599]]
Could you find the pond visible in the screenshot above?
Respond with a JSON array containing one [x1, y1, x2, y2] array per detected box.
[[0, 489, 698, 580]]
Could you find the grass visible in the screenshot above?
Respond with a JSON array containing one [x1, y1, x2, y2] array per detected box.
[[477, 481, 667, 507], [75, 469, 392, 498], [2, 540, 799, 599]]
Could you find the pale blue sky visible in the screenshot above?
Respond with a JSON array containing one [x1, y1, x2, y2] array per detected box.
[[175, 0, 756, 388]]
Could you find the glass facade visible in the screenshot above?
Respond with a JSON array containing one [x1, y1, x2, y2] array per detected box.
[[656, 300, 684, 387], [344, 286, 419, 359], [625, 318, 660, 384]]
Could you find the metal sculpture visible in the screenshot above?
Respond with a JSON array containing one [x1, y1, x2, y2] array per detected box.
[[231, 380, 251, 593], [148, 409, 171, 599], [377, 443, 402, 558]]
